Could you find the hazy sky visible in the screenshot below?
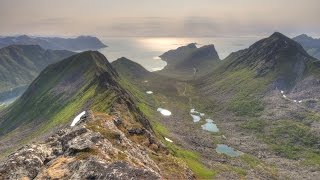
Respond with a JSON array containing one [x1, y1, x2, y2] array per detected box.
[[1, 0, 319, 37]]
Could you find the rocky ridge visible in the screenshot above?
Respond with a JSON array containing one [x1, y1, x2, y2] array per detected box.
[[0, 111, 193, 179]]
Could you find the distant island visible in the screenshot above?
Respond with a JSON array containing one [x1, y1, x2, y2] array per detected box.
[[0, 35, 107, 51]]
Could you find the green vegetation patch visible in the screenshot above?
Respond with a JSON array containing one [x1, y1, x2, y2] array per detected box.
[[240, 118, 267, 133], [86, 119, 120, 142], [228, 95, 264, 117], [266, 120, 319, 159], [165, 141, 217, 178], [207, 68, 274, 117], [241, 119, 320, 166]]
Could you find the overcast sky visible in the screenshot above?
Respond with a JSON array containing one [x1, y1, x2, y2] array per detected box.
[[1, 0, 319, 37]]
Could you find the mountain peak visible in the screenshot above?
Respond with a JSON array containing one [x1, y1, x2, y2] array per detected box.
[[294, 34, 314, 40], [116, 56, 132, 62], [0, 51, 119, 135], [224, 32, 315, 79], [16, 35, 31, 40], [69, 51, 108, 65], [248, 32, 307, 55], [293, 34, 320, 59], [298, 33, 311, 38], [57, 50, 118, 78], [186, 43, 197, 48], [188, 44, 220, 60], [269, 32, 288, 39], [267, 32, 301, 48], [111, 57, 149, 78]]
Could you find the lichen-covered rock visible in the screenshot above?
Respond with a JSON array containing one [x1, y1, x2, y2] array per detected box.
[[0, 111, 192, 179], [0, 144, 53, 179]]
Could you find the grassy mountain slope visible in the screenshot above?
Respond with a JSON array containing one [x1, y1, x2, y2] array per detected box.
[[197, 32, 320, 172], [0, 45, 75, 101], [201, 32, 319, 108], [0, 51, 152, 151], [0, 51, 193, 179], [111, 57, 151, 79], [112, 57, 281, 179]]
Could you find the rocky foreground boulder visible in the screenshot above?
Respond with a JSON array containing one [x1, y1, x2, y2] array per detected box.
[[0, 111, 193, 179]]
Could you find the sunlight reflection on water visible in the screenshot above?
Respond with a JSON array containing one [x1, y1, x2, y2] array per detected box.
[[98, 36, 260, 71]]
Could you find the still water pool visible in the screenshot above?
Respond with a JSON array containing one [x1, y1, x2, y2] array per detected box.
[[216, 144, 242, 157]]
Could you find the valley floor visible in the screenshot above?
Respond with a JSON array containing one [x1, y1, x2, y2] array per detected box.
[[132, 75, 320, 179]]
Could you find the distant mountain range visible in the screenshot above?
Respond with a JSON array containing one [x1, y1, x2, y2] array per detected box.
[[0, 45, 75, 102], [0, 35, 107, 51], [293, 34, 320, 59]]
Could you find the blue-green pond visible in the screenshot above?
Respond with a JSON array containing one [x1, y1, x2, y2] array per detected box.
[[216, 144, 242, 157], [201, 119, 219, 133]]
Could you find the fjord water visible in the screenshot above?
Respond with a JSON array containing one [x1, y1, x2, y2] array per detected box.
[[0, 36, 259, 106], [98, 36, 260, 71]]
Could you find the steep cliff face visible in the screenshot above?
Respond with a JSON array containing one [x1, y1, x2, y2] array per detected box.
[[158, 43, 220, 79]]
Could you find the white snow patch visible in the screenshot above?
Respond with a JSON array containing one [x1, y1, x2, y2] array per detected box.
[[164, 137, 173, 143], [146, 91, 153, 94], [294, 100, 297, 103], [190, 108, 199, 114], [151, 67, 163, 71], [71, 111, 86, 127], [281, 90, 284, 94], [200, 113, 205, 117], [190, 114, 201, 122], [205, 119, 214, 123], [157, 108, 172, 116], [299, 100, 303, 103], [283, 95, 286, 98]]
